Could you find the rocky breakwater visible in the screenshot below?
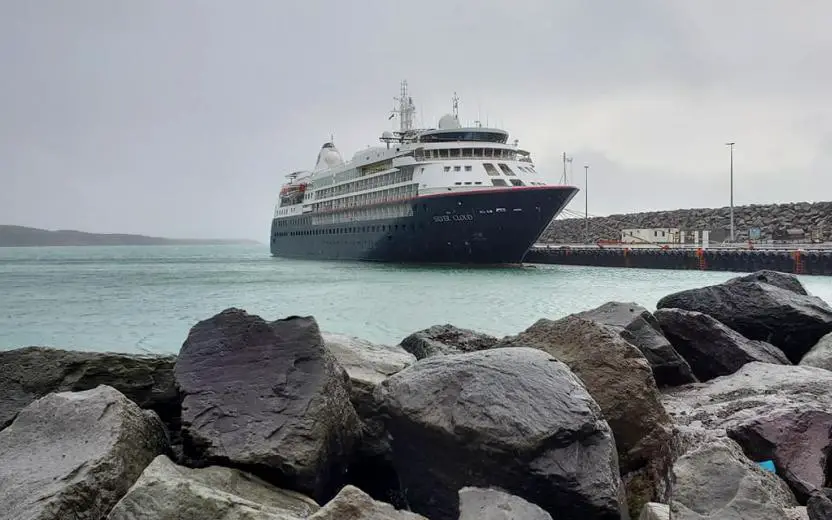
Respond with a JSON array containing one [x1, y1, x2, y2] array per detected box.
[[5, 270, 832, 519], [541, 200, 832, 243]]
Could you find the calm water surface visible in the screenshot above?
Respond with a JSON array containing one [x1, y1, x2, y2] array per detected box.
[[3, 244, 832, 354]]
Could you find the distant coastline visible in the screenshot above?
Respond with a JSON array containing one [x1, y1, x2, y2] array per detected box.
[[0, 225, 260, 247]]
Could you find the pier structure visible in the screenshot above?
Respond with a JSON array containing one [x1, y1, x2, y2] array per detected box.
[[526, 242, 832, 276]]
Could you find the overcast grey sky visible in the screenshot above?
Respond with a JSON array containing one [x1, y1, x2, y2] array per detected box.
[[2, 1, 830, 240]]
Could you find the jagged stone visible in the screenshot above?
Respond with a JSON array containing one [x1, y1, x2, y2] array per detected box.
[[377, 347, 626, 520], [656, 274, 832, 362], [496, 315, 672, 516], [572, 301, 696, 387], [309, 485, 427, 519], [0, 346, 177, 434], [654, 308, 789, 381], [458, 487, 553, 520], [808, 488, 832, 519], [0, 385, 168, 520], [174, 308, 361, 504], [726, 409, 832, 502], [669, 437, 799, 519], [727, 270, 808, 295], [397, 324, 498, 360], [800, 332, 832, 371], [638, 503, 669, 520], [108, 454, 320, 519]]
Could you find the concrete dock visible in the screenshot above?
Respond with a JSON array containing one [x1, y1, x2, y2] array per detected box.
[[525, 243, 832, 276]]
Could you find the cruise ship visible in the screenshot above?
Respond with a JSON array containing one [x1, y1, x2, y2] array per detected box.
[[270, 82, 579, 264]]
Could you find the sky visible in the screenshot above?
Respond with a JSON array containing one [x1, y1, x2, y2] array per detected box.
[[1, 0, 831, 240]]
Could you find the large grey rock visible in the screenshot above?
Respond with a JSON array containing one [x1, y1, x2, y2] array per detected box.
[[726, 409, 832, 502], [107, 454, 320, 520], [656, 273, 832, 363], [308, 485, 427, 519], [322, 332, 415, 456], [174, 308, 361, 503], [397, 324, 498, 360], [727, 270, 808, 295], [670, 436, 799, 519], [376, 347, 626, 520], [573, 301, 696, 387], [458, 487, 553, 520], [655, 308, 789, 381], [0, 346, 177, 432], [496, 316, 673, 516], [800, 332, 832, 371], [662, 362, 832, 437], [0, 385, 168, 520]]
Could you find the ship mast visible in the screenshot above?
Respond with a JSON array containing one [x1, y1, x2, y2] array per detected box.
[[393, 80, 416, 132]]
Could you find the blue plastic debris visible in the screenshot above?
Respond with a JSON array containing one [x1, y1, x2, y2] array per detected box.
[[757, 460, 776, 472]]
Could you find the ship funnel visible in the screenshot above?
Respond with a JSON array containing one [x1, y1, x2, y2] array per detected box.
[[314, 142, 344, 171]]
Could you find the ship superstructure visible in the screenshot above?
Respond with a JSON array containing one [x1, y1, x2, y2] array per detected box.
[[270, 81, 579, 263]]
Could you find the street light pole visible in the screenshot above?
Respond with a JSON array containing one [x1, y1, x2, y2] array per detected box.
[[584, 164, 589, 243], [726, 142, 735, 242]]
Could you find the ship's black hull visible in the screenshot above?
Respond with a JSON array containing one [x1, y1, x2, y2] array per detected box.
[[270, 186, 578, 264]]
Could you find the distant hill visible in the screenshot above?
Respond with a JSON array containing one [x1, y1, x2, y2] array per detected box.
[[0, 225, 261, 247]]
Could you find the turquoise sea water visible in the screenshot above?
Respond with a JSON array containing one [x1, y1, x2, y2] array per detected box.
[[3, 244, 832, 355]]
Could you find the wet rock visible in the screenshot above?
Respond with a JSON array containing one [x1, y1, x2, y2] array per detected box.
[[458, 487, 553, 520], [573, 301, 696, 387], [174, 308, 361, 504], [0, 385, 168, 520], [656, 274, 832, 363], [108, 454, 320, 520], [727, 270, 808, 295], [322, 333, 415, 508], [0, 346, 177, 434], [308, 485, 427, 519], [662, 362, 832, 438], [808, 488, 832, 519], [800, 332, 832, 371], [669, 436, 799, 519], [638, 503, 669, 520], [496, 316, 672, 515], [654, 308, 789, 381], [397, 324, 498, 360], [377, 347, 625, 520], [726, 409, 832, 503]]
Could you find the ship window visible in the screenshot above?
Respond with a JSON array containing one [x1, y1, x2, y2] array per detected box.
[[475, 181, 482, 185], [483, 163, 500, 176], [498, 163, 515, 176], [510, 179, 525, 186], [464, 182, 472, 185], [491, 178, 508, 186], [464, 165, 472, 171], [454, 182, 462, 185], [453, 166, 461, 172], [444, 166, 451, 172], [450, 149, 460, 158], [462, 148, 472, 158]]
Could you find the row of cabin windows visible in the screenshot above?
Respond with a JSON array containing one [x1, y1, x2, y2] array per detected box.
[[415, 148, 519, 161], [442, 162, 536, 176], [313, 184, 418, 213], [314, 168, 413, 200], [273, 223, 421, 238]]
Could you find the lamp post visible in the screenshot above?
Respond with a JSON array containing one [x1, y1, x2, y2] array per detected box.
[[584, 164, 589, 243], [726, 142, 735, 242]]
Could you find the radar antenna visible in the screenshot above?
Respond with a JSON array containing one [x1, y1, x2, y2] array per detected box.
[[452, 92, 460, 120]]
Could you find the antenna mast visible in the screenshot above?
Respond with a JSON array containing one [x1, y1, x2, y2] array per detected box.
[[562, 153, 573, 184], [393, 80, 416, 132], [452, 91, 460, 120]]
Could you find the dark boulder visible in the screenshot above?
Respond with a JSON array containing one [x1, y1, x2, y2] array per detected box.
[[800, 332, 832, 371], [397, 324, 498, 360], [496, 316, 673, 516], [0, 385, 169, 520], [573, 301, 696, 387], [727, 269, 809, 295], [0, 346, 177, 434], [376, 347, 626, 520], [808, 488, 832, 520], [656, 272, 832, 362], [655, 308, 789, 381], [727, 409, 832, 502], [309, 485, 427, 519], [174, 308, 361, 504]]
